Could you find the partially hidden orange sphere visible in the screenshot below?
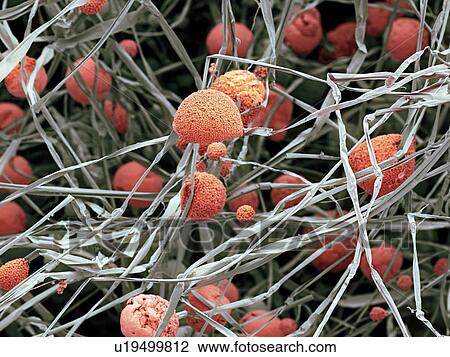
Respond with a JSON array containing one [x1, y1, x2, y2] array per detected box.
[[305, 211, 357, 273], [280, 318, 298, 336], [349, 134, 416, 197], [0, 155, 33, 186], [206, 142, 227, 161], [206, 23, 253, 57], [434, 258, 448, 276], [271, 174, 305, 208], [112, 161, 163, 209], [252, 84, 294, 142], [367, 2, 392, 37], [119, 39, 138, 58], [0, 202, 26, 236], [387, 18, 430, 62], [120, 294, 179, 337], [104, 99, 128, 134], [5, 56, 48, 99], [80, 0, 108, 15], [360, 246, 403, 281], [236, 205, 255, 223], [185, 284, 231, 333], [386, 0, 411, 10], [228, 187, 260, 212], [219, 160, 233, 177], [319, 22, 357, 63], [396, 274, 413, 290], [65, 58, 112, 105], [369, 306, 388, 321], [0, 258, 29, 291], [211, 70, 265, 126], [173, 89, 243, 145], [284, 8, 323, 56], [175, 138, 209, 156], [180, 172, 226, 220], [217, 280, 239, 303], [239, 310, 284, 337], [0, 102, 24, 133]]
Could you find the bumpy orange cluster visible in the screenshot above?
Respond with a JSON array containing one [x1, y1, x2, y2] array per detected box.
[[239, 310, 297, 337], [319, 22, 357, 63], [284, 8, 323, 56], [349, 134, 416, 197], [305, 211, 357, 273], [387, 18, 430, 62], [173, 89, 243, 145], [185, 285, 231, 333], [434, 258, 448, 276], [5, 56, 48, 99], [367, 2, 392, 37], [0, 258, 29, 291], [79, 0, 108, 15], [206, 142, 227, 161], [360, 246, 403, 281], [180, 172, 226, 220], [206, 23, 253, 57], [219, 160, 233, 177], [119, 39, 138, 58], [369, 306, 388, 321], [65, 58, 112, 105], [0, 155, 33, 187], [396, 274, 413, 290], [112, 161, 163, 209], [211, 70, 265, 126], [236, 205, 256, 223], [228, 187, 260, 212], [271, 174, 305, 208], [104, 99, 128, 134], [0, 202, 27, 236], [0, 102, 24, 134], [120, 294, 179, 337], [252, 85, 294, 142], [176, 138, 209, 156]]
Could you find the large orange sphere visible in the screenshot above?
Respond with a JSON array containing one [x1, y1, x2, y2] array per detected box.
[[206, 23, 253, 57]]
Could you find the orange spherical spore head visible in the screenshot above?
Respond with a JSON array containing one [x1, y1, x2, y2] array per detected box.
[[219, 160, 233, 177], [280, 318, 298, 336], [104, 99, 128, 134], [5, 56, 48, 99], [112, 161, 163, 209], [396, 274, 413, 290], [0, 258, 29, 291], [369, 306, 388, 321], [252, 85, 293, 142], [119, 39, 138, 58], [206, 142, 227, 161], [206, 23, 253, 57], [284, 8, 323, 56], [236, 205, 255, 223], [0, 202, 26, 236], [348, 134, 416, 197], [185, 284, 231, 333], [271, 174, 305, 208], [173, 89, 243, 145], [360, 246, 403, 281], [228, 188, 260, 212], [180, 172, 226, 220], [239, 310, 283, 337], [211, 70, 265, 126], [120, 294, 179, 337], [387, 18, 430, 62], [217, 280, 239, 303], [79, 0, 108, 15], [0, 155, 33, 187], [0, 102, 24, 134], [306, 211, 357, 273], [367, 3, 391, 37], [319, 22, 357, 63], [434, 258, 448, 276], [65, 58, 112, 105]]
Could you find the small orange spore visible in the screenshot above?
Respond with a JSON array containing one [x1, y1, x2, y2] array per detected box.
[[0, 202, 26, 235], [369, 306, 388, 321], [271, 174, 305, 208], [0, 155, 33, 187], [119, 39, 138, 58], [319, 22, 357, 63], [5, 56, 48, 99], [80, 0, 108, 15], [236, 205, 255, 223], [0, 258, 29, 291], [206, 142, 227, 161], [367, 2, 392, 37], [0, 102, 24, 133], [228, 188, 259, 212], [104, 99, 128, 134], [206, 23, 253, 57], [240, 310, 283, 337], [219, 160, 233, 177], [434, 258, 448, 276], [396, 274, 413, 290], [360, 246, 403, 281]]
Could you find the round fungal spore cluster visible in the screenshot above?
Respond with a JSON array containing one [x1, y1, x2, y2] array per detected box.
[[0, 258, 29, 291]]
